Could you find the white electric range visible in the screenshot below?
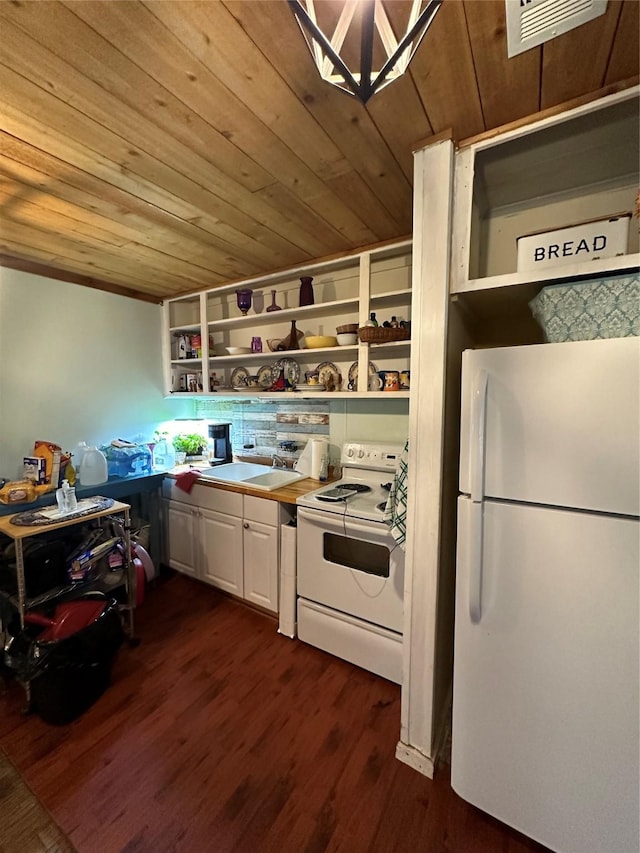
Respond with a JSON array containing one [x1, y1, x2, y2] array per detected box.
[[296, 441, 405, 684]]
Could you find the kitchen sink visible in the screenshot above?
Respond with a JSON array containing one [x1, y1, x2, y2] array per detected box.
[[198, 462, 308, 492]]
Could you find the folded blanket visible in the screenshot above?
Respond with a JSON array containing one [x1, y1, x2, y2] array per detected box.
[[175, 470, 201, 493], [383, 441, 408, 550]]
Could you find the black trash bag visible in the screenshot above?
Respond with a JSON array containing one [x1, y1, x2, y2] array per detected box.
[[17, 594, 125, 725]]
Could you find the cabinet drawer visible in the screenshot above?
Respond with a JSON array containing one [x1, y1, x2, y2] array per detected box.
[[243, 494, 280, 525], [162, 479, 243, 516]]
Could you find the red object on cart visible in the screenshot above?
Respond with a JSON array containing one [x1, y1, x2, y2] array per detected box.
[[25, 599, 108, 641]]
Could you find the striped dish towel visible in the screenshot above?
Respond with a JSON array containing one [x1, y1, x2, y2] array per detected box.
[[384, 440, 409, 549]]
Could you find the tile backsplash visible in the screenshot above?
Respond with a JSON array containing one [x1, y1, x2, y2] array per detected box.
[[194, 398, 331, 465]]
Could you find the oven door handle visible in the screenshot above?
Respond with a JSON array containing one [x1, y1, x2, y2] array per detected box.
[[298, 506, 384, 538]]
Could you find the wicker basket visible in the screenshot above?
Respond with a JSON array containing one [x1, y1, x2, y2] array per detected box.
[[336, 323, 358, 334], [358, 326, 411, 343]]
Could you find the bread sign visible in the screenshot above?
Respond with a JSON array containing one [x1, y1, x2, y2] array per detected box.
[[517, 214, 630, 272]]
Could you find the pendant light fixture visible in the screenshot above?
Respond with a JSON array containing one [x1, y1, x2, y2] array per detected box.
[[288, 0, 443, 104]]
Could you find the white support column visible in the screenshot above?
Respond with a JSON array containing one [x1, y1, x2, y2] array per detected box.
[[397, 137, 454, 777]]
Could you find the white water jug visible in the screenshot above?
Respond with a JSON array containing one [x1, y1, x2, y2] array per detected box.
[[152, 439, 175, 471], [74, 441, 89, 471], [79, 446, 108, 486]]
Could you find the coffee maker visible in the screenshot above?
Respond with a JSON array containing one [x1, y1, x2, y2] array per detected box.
[[207, 423, 232, 466]]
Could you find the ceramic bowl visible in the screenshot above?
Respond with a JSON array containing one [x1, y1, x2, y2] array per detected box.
[[305, 335, 338, 349], [226, 346, 252, 355], [336, 333, 358, 346]]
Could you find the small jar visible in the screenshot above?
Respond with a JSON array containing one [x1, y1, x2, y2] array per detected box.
[[251, 336, 262, 353]]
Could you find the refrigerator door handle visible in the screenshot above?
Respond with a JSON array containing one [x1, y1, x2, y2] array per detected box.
[[470, 369, 488, 502], [468, 368, 487, 623], [468, 501, 483, 623]]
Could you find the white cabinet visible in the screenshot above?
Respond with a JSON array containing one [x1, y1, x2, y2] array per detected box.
[[161, 480, 292, 613], [243, 519, 278, 611], [450, 87, 639, 345], [242, 495, 286, 612], [164, 498, 199, 578], [163, 240, 412, 399], [199, 508, 243, 596]]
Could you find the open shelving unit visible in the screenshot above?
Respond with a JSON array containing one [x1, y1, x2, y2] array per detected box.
[[450, 87, 639, 348], [162, 240, 412, 399]]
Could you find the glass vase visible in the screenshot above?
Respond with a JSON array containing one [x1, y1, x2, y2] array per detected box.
[[283, 320, 300, 351], [299, 276, 314, 307], [235, 289, 253, 316], [266, 289, 282, 312]]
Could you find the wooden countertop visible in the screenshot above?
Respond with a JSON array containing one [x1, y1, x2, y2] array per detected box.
[[165, 466, 335, 505]]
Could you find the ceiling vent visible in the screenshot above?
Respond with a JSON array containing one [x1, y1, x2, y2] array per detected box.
[[506, 0, 608, 57]]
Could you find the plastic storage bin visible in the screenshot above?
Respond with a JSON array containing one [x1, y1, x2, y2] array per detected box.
[[529, 273, 639, 343], [6, 594, 124, 724]]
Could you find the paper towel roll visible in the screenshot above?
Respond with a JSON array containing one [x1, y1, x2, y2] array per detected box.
[[311, 439, 326, 480], [294, 440, 313, 475]]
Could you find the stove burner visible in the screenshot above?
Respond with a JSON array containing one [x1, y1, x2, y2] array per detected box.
[[376, 501, 387, 512], [336, 483, 372, 493]]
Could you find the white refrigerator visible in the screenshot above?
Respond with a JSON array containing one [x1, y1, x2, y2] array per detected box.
[[452, 337, 639, 853]]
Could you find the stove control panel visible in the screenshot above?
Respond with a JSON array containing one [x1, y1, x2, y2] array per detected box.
[[341, 441, 405, 472]]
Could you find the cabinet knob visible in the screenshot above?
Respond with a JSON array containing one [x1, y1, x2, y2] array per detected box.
[[243, 522, 249, 529]]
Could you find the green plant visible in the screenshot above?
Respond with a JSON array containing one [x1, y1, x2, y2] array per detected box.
[[173, 433, 207, 455]]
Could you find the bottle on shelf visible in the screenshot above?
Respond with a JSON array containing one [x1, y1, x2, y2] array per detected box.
[[283, 320, 300, 351], [299, 276, 314, 307], [390, 316, 399, 328], [266, 290, 282, 312], [365, 312, 378, 327]]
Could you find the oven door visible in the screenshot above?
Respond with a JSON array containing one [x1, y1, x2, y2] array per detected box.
[[297, 506, 404, 633]]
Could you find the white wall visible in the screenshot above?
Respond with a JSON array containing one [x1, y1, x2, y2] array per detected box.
[[0, 268, 191, 479]]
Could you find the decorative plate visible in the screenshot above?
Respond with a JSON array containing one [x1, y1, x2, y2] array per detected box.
[[257, 365, 273, 387], [316, 361, 340, 389], [348, 361, 378, 389], [272, 358, 300, 385], [230, 366, 250, 388], [294, 383, 325, 392]]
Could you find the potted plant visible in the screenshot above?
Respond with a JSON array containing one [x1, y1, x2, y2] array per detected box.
[[173, 433, 207, 460]]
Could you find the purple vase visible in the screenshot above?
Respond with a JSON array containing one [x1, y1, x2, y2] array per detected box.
[[235, 289, 253, 316], [299, 276, 314, 307], [266, 289, 282, 312]]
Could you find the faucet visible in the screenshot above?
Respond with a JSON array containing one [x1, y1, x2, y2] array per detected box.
[[272, 454, 288, 469]]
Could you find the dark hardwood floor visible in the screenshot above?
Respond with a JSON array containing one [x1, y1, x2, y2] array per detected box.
[[0, 573, 550, 853]]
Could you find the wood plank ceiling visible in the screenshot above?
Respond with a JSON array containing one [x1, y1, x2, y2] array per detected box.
[[0, 0, 638, 303]]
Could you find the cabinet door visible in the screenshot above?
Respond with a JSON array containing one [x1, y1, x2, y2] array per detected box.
[[243, 520, 278, 613], [199, 508, 243, 596], [166, 500, 198, 577]]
